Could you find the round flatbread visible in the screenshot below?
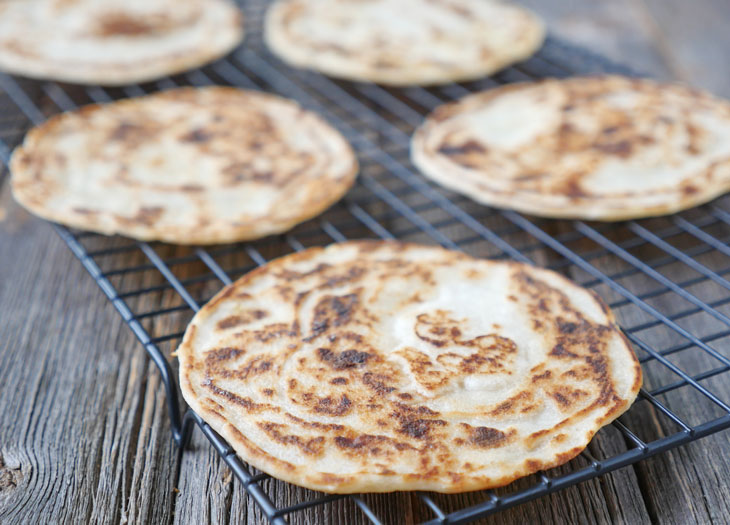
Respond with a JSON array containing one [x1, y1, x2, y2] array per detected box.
[[10, 87, 358, 244], [0, 0, 243, 85], [176, 240, 641, 493], [265, 0, 545, 86], [412, 75, 730, 220]]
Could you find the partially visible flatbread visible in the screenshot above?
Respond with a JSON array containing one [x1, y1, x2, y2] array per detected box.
[[265, 0, 545, 85], [412, 75, 730, 220], [0, 0, 244, 85], [10, 87, 358, 244], [177, 240, 642, 493]]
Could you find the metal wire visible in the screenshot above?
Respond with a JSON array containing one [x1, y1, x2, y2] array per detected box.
[[2, 0, 730, 522]]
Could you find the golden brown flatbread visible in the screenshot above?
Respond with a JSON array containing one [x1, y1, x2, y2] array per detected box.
[[177, 241, 641, 493], [265, 0, 544, 85], [412, 76, 730, 220], [0, 0, 244, 85], [10, 87, 358, 244]]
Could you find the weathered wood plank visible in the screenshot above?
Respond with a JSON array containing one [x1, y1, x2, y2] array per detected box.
[[637, 0, 730, 96], [0, 186, 178, 524], [518, 0, 674, 79]]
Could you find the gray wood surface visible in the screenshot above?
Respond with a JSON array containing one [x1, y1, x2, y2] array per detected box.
[[1, 1, 730, 524]]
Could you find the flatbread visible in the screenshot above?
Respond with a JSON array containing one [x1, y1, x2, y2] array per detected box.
[[264, 0, 545, 86], [176, 240, 641, 493], [10, 87, 358, 244], [412, 75, 730, 220], [0, 0, 243, 85]]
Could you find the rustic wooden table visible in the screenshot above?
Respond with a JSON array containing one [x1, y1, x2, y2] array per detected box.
[[1, 1, 729, 524]]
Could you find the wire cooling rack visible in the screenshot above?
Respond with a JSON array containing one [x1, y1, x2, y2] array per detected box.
[[2, 1, 730, 523]]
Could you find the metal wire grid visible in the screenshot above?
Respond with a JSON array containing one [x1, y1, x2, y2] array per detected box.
[[2, 1, 730, 522]]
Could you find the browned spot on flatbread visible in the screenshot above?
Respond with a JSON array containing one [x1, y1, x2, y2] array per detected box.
[[460, 423, 515, 448], [309, 293, 359, 338], [317, 347, 371, 369], [180, 128, 213, 143], [437, 139, 487, 156], [216, 309, 268, 330]]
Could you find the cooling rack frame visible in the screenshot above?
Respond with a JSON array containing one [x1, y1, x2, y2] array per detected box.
[[2, 2, 730, 523]]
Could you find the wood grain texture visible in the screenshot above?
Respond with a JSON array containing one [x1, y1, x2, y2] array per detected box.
[[1, 1, 730, 524], [0, 187, 178, 525]]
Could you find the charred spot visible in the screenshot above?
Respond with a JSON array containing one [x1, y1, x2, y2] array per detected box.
[[394, 403, 440, 417], [594, 140, 633, 157], [128, 206, 164, 226], [531, 370, 552, 382], [559, 122, 576, 134], [394, 417, 446, 440], [550, 343, 579, 358], [490, 400, 513, 415], [558, 320, 578, 334], [309, 293, 359, 338], [222, 163, 276, 185], [318, 473, 348, 484], [340, 331, 364, 344], [394, 442, 417, 451], [322, 266, 367, 288], [252, 171, 274, 182], [277, 263, 332, 282], [552, 391, 570, 408], [526, 459, 542, 473], [95, 13, 159, 36], [330, 377, 348, 385], [253, 323, 299, 342], [180, 128, 213, 143], [313, 394, 352, 416], [563, 179, 587, 198], [216, 310, 267, 330], [109, 122, 141, 141], [262, 388, 274, 397], [288, 379, 297, 390], [285, 413, 345, 432], [72, 207, 96, 215], [686, 122, 704, 155], [683, 185, 699, 195], [362, 372, 396, 395], [237, 358, 272, 380], [464, 425, 511, 448], [334, 434, 388, 450], [586, 355, 608, 377], [317, 347, 371, 369], [398, 393, 412, 400], [437, 139, 487, 156], [415, 311, 464, 347], [205, 346, 245, 364], [202, 378, 267, 412], [258, 423, 324, 456], [602, 125, 620, 134], [180, 184, 204, 192]]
